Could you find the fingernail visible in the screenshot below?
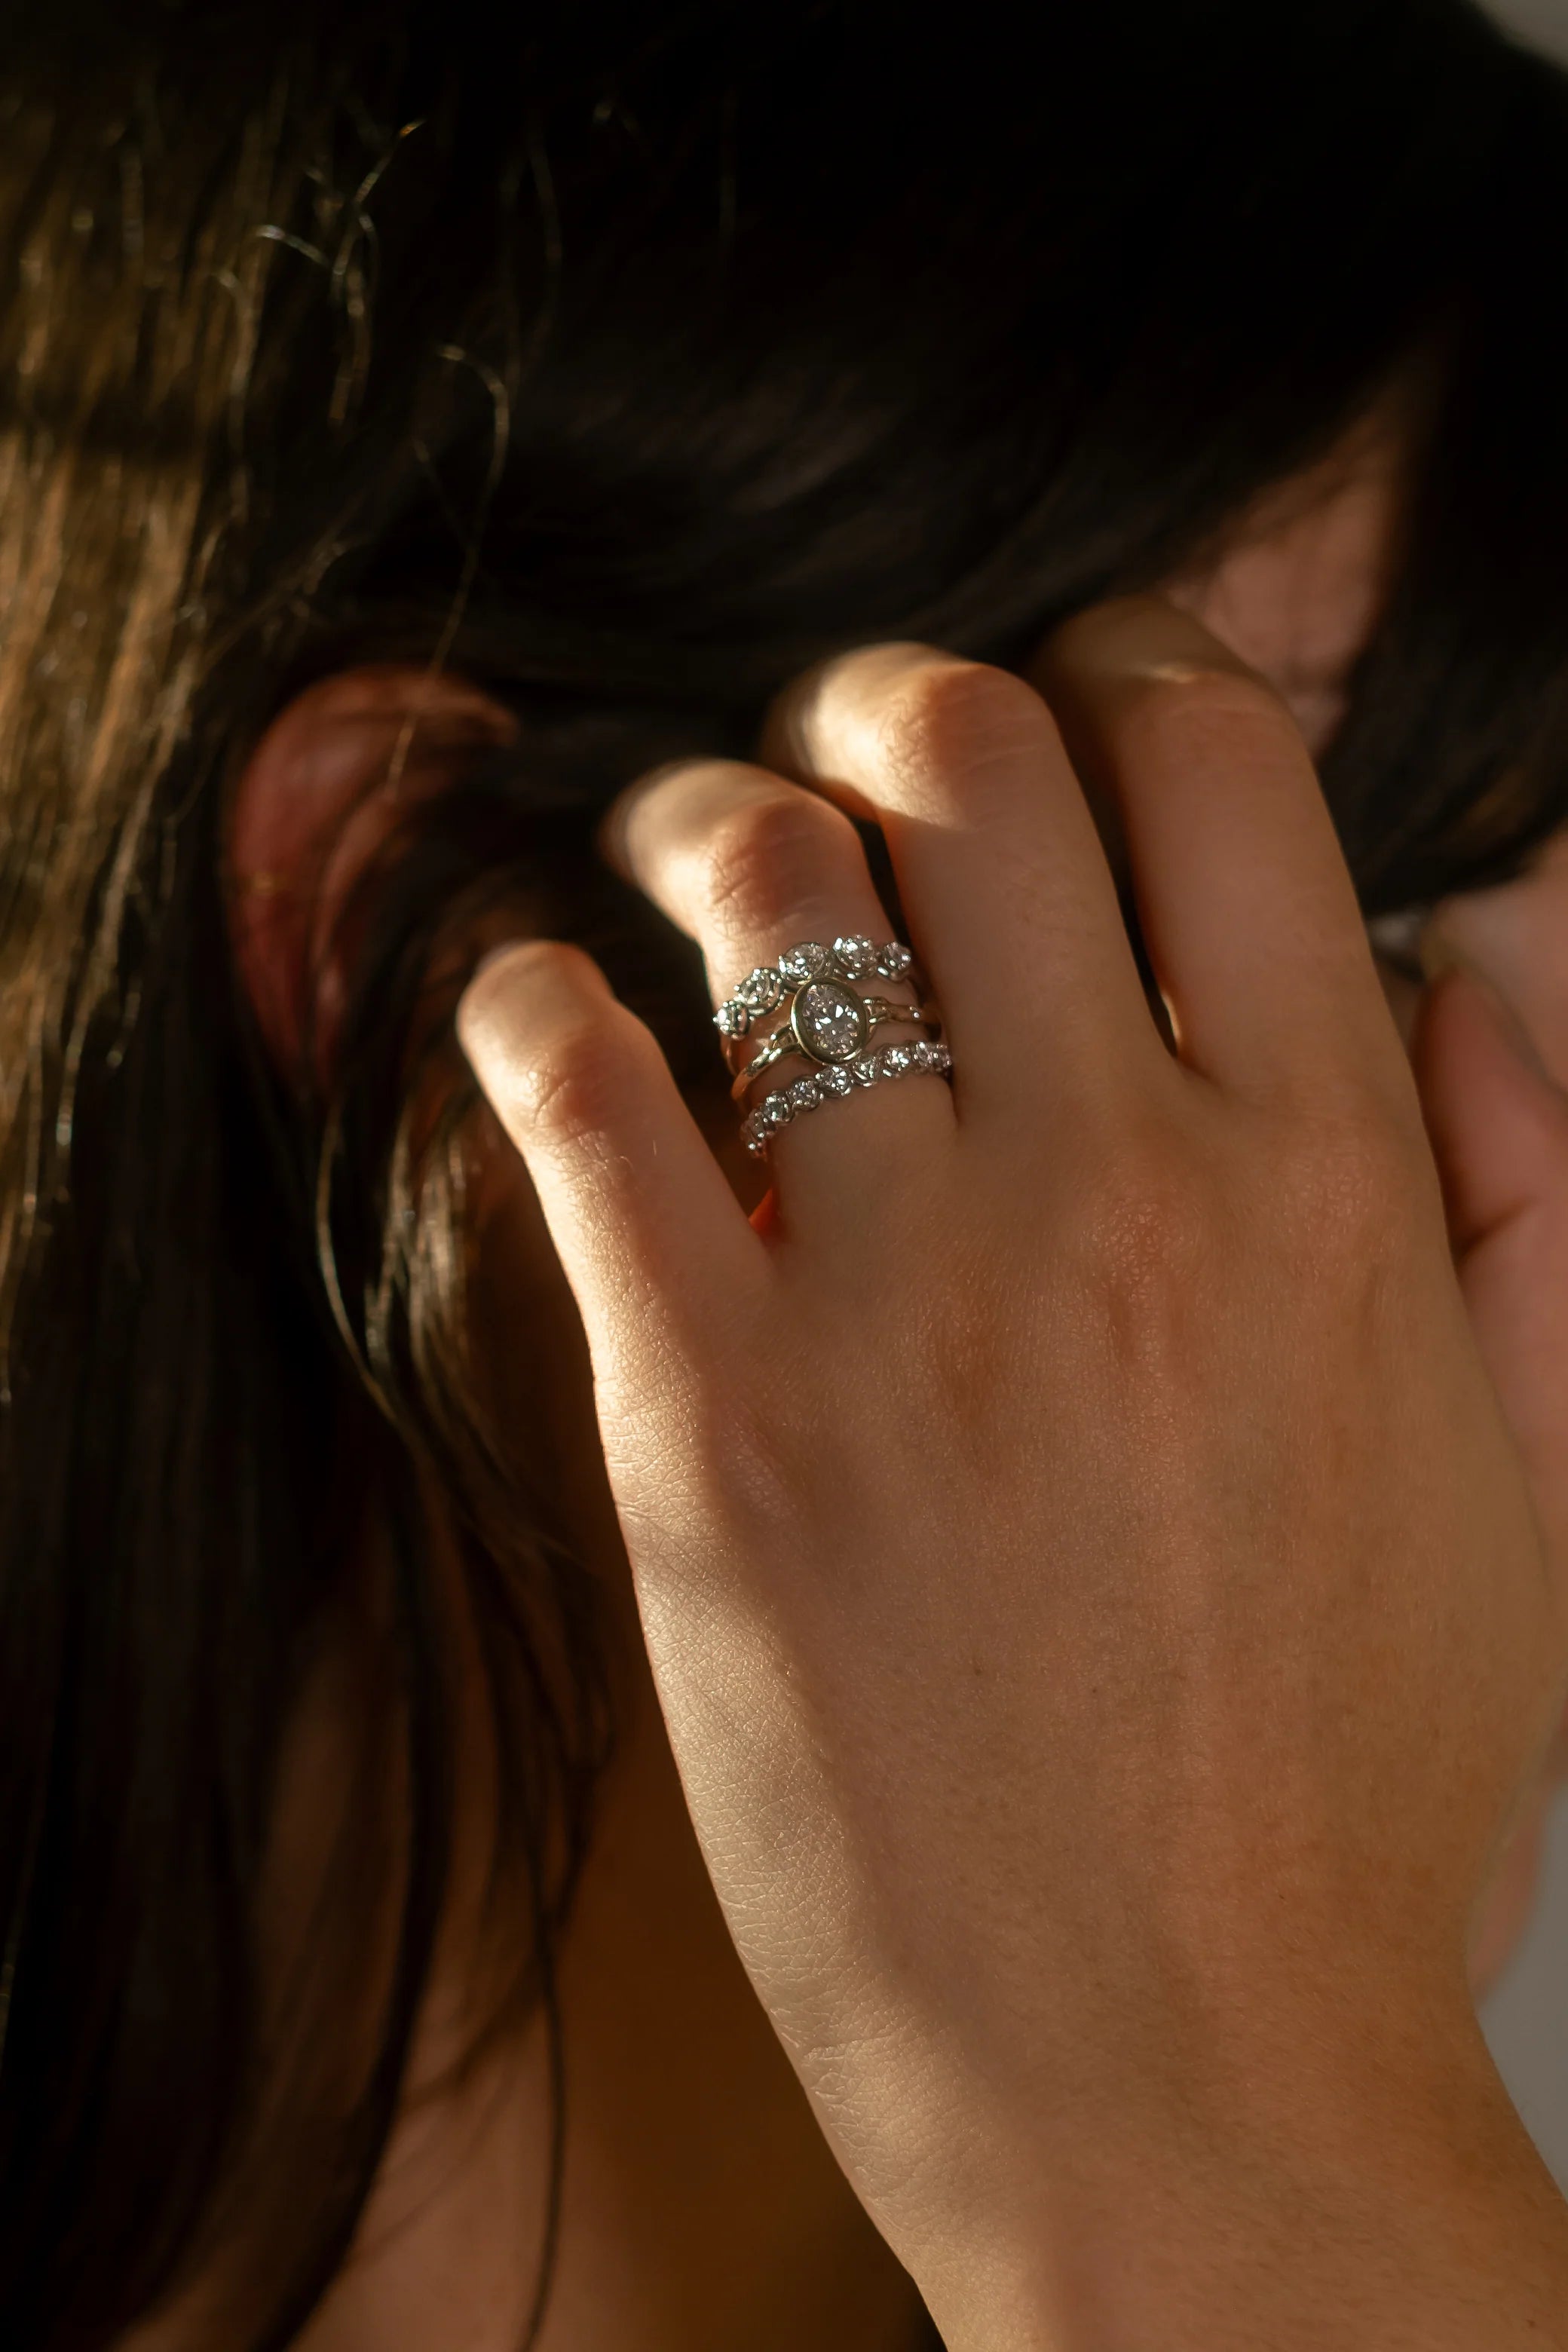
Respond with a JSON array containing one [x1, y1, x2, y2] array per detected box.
[[456, 939, 544, 1054], [1035, 593, 1260, 690], [1419, 928, 1560, 1092], [467, 938, 534, 991], [596, 761, 694, 878]]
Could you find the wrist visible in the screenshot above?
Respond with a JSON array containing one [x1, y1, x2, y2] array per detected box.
[[911, 2017, 1568, 2352]]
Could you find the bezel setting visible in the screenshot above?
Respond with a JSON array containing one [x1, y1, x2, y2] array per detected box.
[[830, 933, 877, 979], [737, 965, 785, 1013], [790, 978, 871, 1064], [778, 941, 832, 985]]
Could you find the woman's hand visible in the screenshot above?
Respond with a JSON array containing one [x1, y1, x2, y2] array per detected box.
[[458, 599, 1568, 2350]]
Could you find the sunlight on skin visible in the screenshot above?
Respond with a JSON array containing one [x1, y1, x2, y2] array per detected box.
[[1175, 421, 1568, 2002], [188, 419, 1568, 2352]]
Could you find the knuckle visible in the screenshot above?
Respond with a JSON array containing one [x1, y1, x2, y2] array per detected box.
[[1061, 1105, 1415, 1383], [876, 659, 1053, 812], [513, 1015, 638, 1153], [1066, 1132, 1217, 1345], [1270, 1104, 1412, 1254], [1054, 1094, 1420, 1384], [694, 789, 857, 933]]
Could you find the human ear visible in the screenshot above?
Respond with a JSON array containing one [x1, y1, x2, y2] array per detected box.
[[225, 665, 517, 1089], [1164, 412, 1404, 759]]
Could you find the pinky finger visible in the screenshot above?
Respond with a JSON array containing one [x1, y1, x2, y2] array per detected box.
[[457, 939, 764, 1394], [1413, 958, 1568, 1570]]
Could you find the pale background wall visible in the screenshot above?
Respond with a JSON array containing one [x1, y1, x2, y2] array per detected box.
[[1485, 1800, 1568, 2188], [1478, 0, 1568, 61], [1467, 0, 1568, 2187]]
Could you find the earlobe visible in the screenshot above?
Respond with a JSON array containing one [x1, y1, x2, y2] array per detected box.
[[226, 666, 517, 1089]]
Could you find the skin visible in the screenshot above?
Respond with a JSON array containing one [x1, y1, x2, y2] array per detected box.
[[192, 436, 1568, 2352]]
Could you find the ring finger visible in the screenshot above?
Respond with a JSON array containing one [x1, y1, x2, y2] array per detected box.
[[602, 756, 955, 1218]]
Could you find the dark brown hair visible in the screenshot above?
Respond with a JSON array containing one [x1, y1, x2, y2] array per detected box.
[[4, 2, 1568, 2344]]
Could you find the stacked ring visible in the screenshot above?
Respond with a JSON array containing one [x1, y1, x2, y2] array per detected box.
[[715, 933, 953, 1156]]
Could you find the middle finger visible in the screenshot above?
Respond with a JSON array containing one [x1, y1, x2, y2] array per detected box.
[[764, 642, 1168, 1119]]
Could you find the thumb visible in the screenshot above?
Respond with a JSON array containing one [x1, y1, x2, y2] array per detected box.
[[1411, 945, 1568, 1560]]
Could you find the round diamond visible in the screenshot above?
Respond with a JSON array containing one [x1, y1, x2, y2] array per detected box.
[[831, 933, 876, 979], [737, 966, 785, 1014], [816, 1064, 855, 1098], [778, 940, 831, 985], [850, 1054, 878, 1087], [874, 942, 914, 981], [715, 998, 750, 1040], [879, 1044, 914, 1077], [932, 1044, 951, 1072], [792, 979, 868, 1063], [788, 1076, 821, 1111], [740, 1110, 764, 1150], [762, 1091, 795, 1129]]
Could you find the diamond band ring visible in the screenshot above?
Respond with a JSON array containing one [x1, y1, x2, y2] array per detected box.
[[729, 994, 940, 1100], [716, 933, 953, 1156], [714, 933, 920, 1041], [739, 1039, 953, 1158]]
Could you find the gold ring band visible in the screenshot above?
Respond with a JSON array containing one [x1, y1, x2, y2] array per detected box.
[[728, 996, 939, 1099], [716, 935, 953, 1156]]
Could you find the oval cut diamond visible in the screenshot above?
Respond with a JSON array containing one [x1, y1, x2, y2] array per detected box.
[[792, 979, 868, 1063]]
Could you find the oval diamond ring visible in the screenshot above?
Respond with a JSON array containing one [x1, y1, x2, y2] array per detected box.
[[729, 993, 939, 1101]]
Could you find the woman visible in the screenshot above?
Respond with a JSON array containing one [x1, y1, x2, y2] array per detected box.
[[5, 0, 1568, 2344]]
